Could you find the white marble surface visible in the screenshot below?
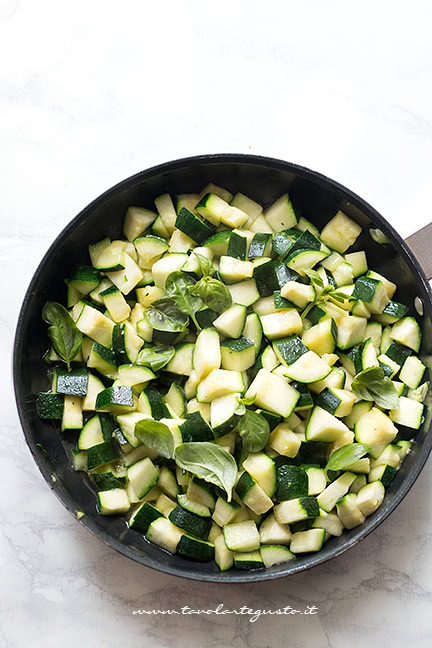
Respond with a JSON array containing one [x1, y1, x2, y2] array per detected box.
[[2, 0, 432, 645]]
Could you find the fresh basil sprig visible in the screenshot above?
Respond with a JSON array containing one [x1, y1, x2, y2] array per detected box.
[[325, 442, 371, 474], [165, 271, 203, 330], [352, 366, 399, 410], [194, 253, 215, 278], [135, 419, 175, 459], [42, 301, 82, 371], [136, 345, 175, 371], [189, 277, 232, 313], [175, 442, 237, 501], [238, 410, 270, 453], [145, 298, 189, 333], [301, 269, 354, 319]]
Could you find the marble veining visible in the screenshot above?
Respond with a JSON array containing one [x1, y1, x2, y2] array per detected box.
[[1, 1, 432, 646]]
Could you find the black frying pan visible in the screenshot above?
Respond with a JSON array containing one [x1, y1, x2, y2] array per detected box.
[[13, 154, 432, 583]]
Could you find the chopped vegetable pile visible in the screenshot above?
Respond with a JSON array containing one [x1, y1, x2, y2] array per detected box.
[[36, 182, 428, 571]]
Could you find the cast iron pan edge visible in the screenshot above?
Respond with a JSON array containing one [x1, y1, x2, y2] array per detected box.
[[13, 154, 432, 583]]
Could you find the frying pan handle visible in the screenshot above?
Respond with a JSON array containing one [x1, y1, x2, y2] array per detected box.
[[405, 223, 432, 281]]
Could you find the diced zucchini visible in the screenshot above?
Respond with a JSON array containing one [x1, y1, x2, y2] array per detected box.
[[354, 407, 398, 458], [223, 520, 260, 552], [290, 528, 325, 553], [245, 369, 300, 418], [320, 211, 362, 253], [213, 304, 246, 338], [389, 396, 424, 429]]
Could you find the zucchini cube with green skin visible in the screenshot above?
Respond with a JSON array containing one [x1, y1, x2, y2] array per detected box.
[[106, 251, 143, 295], [67, 264, 101, 295], [134, 235, 169, 270], [260, 545, 295, 568], [175, 206, 215, 244], [275, 464, 308, 501], [223, 520, 260, 552], [231, 192, 263, 221], [316, 387, 356, 418], [179, 411, 214, 442], [61, 395, 83, 431], [221, 337, 256, 371], [213, 304, 246, 338], [368, 464, 397, 488], [165, 343, 194, 376], [78, 415, 103, 450], [336, 493, 365, 529], [375, 300, 409, 325], [356, 481, 385, 517], [112, 323, 143, 365], [214, 534, 234, 571], [337, 315, 367, 350], [89, 237, 111, 267], [219, 256, 253, 284], [366, 270, 396, 299], [186, 477, 215, 509], [193, 327, 221, 381], [163, 383, 186, 418], [146, 517, 183, 554], [260, 310, 303, 340], [304, 467, 327, 496], [195, 192, 229, 226], [177, 535, 215, 562], [87, 342, 118, 379], [96, 385, 135, 414], [233, 550, 264, 570], [210, 393, 244, 437], [248, 232, 272, 258], [169, 506, 212, 540], [100, 285, 131, 323], [76, 304, 115, 348], [129, 501, 164, 534], [273, 496, 319, 525], [176, 494, 211, 518], [36, 392, 64, 419], [345, 251, 368, 278], [227, 230, 249, 260], [196, 369, 244, 403], [259, 513, 292, 545], [123, 207, 157, 242], [280, 281, 315, 309], [242, 453, 276, 497], [354, 338, 378, 374], [290, 381, 314, 411], [202, 230, 231, 256], [320, 211, 362, 253], [245, 369, 300, 418], [309, 366, 346, 395], [316, 472, 357, 512], [127, 457, 159, 500], [354, 407, 398, 458], [284, 351, 332, 384], [302, 319, 337, 355], [389, 396, 424, 429], [352, 276, 389, 314], [236, 472, 274, 515], [54, 368, 88, 397], [227, 279, 260, 307], [151, 253, 188, 288], [305, 406, 350, 442], [268, 423, 301, 457], [272, 335, 308, 367], [97, 488, 130, 515], [285, 249, 330, 275], [263, 193, 298, 231], [312, 510, 344, 536], [212, 496, 241, 527], [290, 528, 326, 553], [400, 356, 426, 389], [87, 440, 120, 470], [390, 316, 422, 352], [242, 313, 262, 356]]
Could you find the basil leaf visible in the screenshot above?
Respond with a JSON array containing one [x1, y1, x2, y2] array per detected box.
[[175, 442, 237, 501], [304, 268, 324, 288], [145, 299, 189, 332], [165, 271, 203, 329], [325, 442, 371, 473], [194, 253, 215, 278], [136, 345, 175, 371], [352, 366, 399, 410], [135, 419, 175, 459], [189, 277, 232, 313], [238, 410, 270, 453], [42, 301, 82, 371]]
